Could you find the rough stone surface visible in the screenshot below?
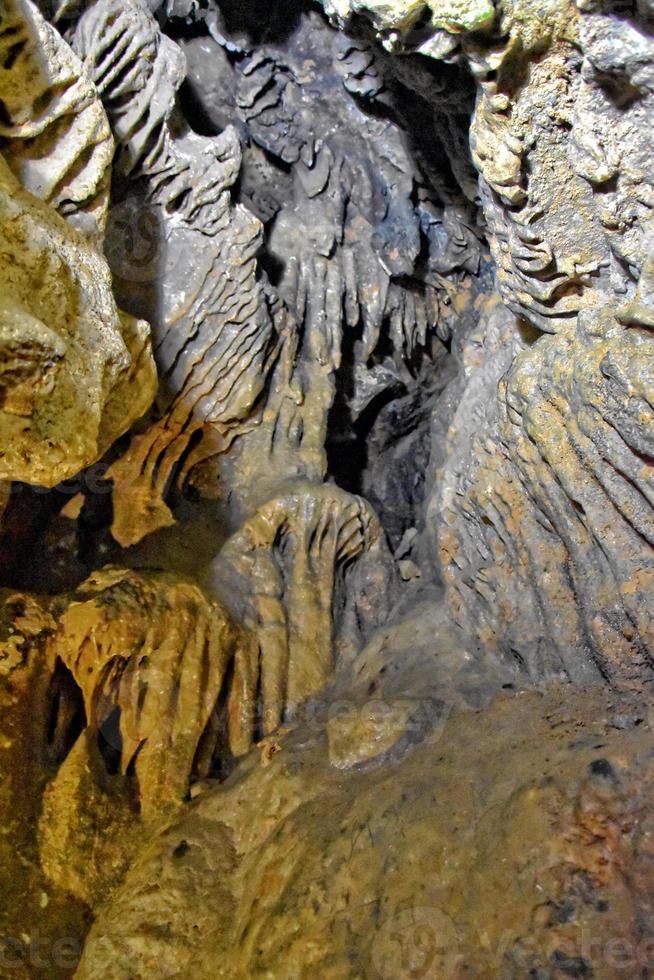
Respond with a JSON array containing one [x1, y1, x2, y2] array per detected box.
[[0, 0, 113, 240], [0, 0, 157, 490], [0, 152, 156, 487], [0, 0, 652, 976], [76, 680, 654, 980], [331, 0, 654, 686]]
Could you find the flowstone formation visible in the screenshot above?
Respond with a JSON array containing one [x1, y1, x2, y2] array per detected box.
[[0, 0, 652, 977]]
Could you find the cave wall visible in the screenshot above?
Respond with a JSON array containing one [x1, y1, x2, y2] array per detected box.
[[321, 0, 654, 690], [0, 0, 653, 975]]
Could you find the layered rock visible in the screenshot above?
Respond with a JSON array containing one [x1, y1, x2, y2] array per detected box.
[[0, 0, 113, 240], [67, 0, 281, 544]]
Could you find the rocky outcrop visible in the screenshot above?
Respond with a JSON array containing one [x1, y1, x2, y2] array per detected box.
[[68, 0, 280, 545], [208, 481, 396, 733], [326, 0, 654, 685], [75, 680, 654, 980], [0, 0, 156, 488]]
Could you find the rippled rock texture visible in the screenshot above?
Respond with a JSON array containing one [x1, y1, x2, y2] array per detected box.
[[0, 0, 652, 976]]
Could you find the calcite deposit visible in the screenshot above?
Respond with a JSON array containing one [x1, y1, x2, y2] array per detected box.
[[0, 0, 652, 976]]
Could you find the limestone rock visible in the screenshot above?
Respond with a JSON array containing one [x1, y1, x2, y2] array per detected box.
[[0, 0, 113, 240], [70, 0, 280, 545], [326, 694, 419, 769], [0, 154, 156, 487], [75, 683, 654, 980], [38, 731, 141, 908], [331, 0, 654, 681], [46, 567, 258, 819], [0, 0, 653, 974], [0, 0, 156, 490], [208, 481, 397, 735]]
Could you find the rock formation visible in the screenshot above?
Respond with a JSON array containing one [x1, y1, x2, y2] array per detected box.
[[0, 0, 652, 976], [0, 0, 157, 490]]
